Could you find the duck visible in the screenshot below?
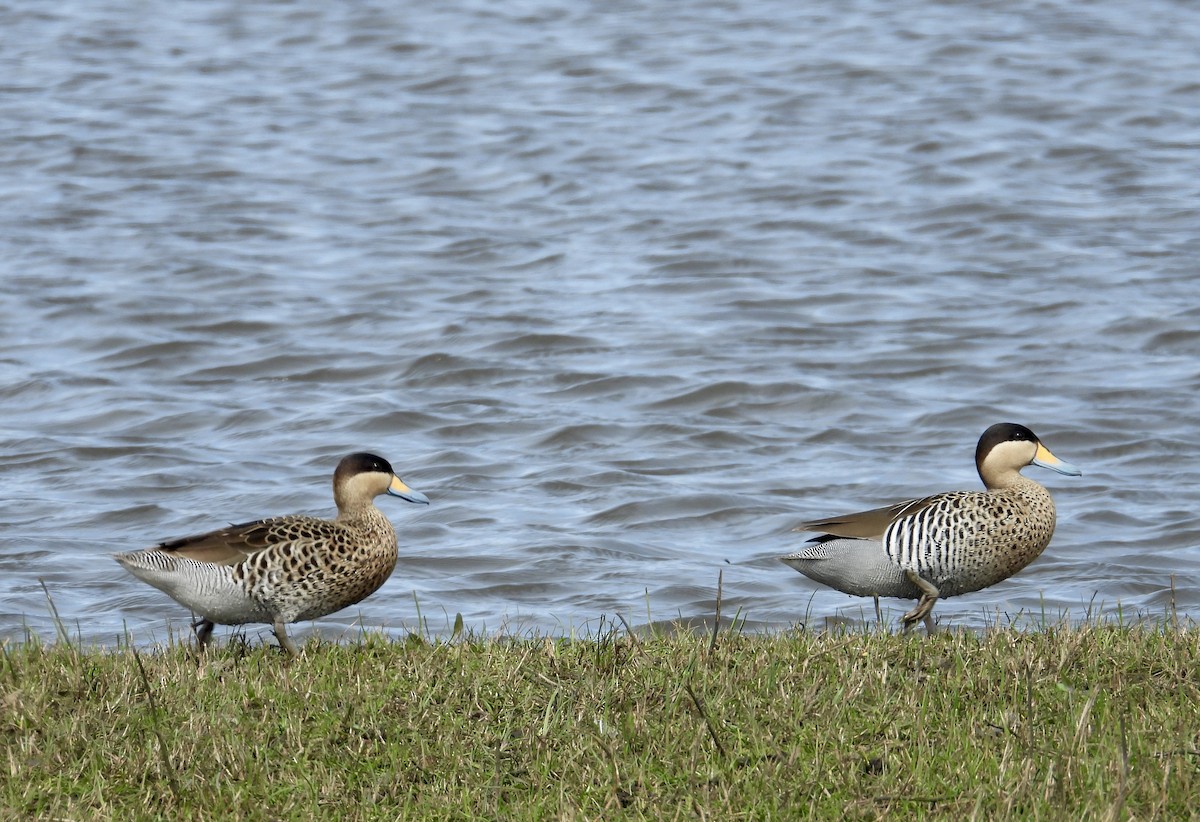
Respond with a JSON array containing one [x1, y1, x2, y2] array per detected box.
[[114, 452, 430, 656], [780, 423, 1080, 632]]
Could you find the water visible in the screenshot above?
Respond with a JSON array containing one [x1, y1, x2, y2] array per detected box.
[[3, 0, 1198, 646]]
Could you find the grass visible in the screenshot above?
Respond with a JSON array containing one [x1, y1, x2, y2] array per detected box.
[[2, 619, 1199, 820]]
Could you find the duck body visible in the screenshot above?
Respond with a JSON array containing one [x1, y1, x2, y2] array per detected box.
[[115, 453, 429, 655], [781, 423, 1080, 630]]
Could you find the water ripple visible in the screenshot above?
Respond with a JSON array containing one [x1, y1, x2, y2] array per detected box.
[[2, 0, 1199, 644]]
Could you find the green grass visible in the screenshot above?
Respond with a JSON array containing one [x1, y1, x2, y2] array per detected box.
[[2, 621, 1198, 820]]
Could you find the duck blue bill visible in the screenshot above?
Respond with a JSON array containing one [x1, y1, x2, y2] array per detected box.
[[1032, 444, 1082, 477], [387, 475, 430, 504]]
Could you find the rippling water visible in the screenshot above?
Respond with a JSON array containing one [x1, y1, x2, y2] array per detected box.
[[3, 0, 1199, 646]]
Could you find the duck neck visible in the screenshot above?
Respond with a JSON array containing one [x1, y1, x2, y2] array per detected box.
[[335, 499, 381, 524], [985, 471, 1043, 494]]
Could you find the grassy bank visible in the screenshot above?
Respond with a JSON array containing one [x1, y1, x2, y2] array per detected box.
[[2, 622, 1198, 820]]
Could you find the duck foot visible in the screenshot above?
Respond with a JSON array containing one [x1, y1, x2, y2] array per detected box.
[[901, 571, 940, 634], [192, 618, 215, 650], [273, 620, 300, 658]]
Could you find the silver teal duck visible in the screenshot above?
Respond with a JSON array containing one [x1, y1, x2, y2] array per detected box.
[[115, 452, 429, 656], [781, 423, 1081, 632]]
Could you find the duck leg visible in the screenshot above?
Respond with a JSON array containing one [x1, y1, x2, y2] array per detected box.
[[273, 620, 300, 657], [901, 571, 940, 634], [192, 618, 215, 650]]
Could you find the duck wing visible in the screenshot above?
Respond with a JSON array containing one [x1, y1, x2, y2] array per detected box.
[[798, 495, 945, 540], [154, 515, 334, 566]]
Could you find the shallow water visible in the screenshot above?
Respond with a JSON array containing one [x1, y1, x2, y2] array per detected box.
[[3, 0, 1199, 646]]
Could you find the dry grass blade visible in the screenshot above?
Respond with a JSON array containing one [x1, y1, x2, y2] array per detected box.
[[131, 647, 184, 804], [685, 681, 727, 759], [38, 580, 72, 649], [709, 569, 723, 656]]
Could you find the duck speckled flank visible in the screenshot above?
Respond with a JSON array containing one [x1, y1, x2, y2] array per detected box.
[[780, 423, 1081, 632], [114, 453, 430, 656]]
